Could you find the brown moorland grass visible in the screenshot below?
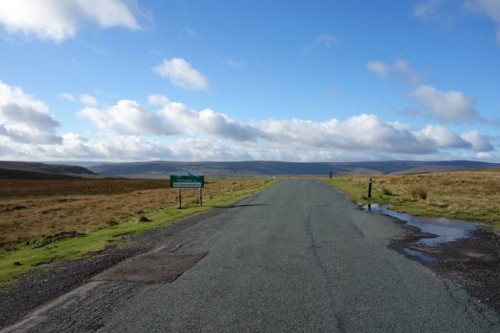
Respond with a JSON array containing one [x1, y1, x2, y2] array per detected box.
[[328, 168, 500, 225], [0, 179, 167, 198], [0, 178, 268, 246]]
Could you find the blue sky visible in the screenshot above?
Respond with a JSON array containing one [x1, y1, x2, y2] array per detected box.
[[0, 0, 499, 162]]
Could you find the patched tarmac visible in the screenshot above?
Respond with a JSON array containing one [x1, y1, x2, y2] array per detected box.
[[91, 249, 208, 283]]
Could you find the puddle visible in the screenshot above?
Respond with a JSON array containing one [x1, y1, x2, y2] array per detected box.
[[402, 248, 436, 264], [362, 204, 482, 247], [363, 203, 484, 264]]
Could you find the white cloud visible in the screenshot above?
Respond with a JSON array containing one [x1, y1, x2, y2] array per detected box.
[[199, 109, 259, 141], [0, 0, 140, 42], [393, 60, 421, 84], [0, 81, 61, 144], [88, 135, 172, 160], [460, 130, 494, 152], [77, 94, 495, 160], [153, 58, 209, 90], [367, 60, 421, 84], [168, 138, 253, 161], [61, 92, 75, 102], [418, 125, 469, 148], [77, 0, 139, 29], [413, 85, 479, 123], [80, 94, 98, 106], [149, 94, 259, 141], [2, 121, 496, 162], [1, 134, 172, 162], [366, 61, 389, 78], [259, 115, 439, 154], [465, 0, 500, 44], [79, 100, 180, 136], [413, 0, 448, 19], [0, 92, 496, 162]]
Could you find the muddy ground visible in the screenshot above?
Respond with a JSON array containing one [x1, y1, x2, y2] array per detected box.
[[392, 221, 500, 312], [1, 209, 499, 330]]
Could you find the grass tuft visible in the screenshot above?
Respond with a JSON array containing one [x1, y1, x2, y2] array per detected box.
[[382, 187, 393, 196], [138, 215, 151, 223], [410, 186, 428, 201]]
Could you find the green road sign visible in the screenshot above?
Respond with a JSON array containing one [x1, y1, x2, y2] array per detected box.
[[169, 172, 205, 188]]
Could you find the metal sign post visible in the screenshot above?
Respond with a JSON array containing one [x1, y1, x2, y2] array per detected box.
[[170, 172, 205, 209], [178, 188, 182, 209]]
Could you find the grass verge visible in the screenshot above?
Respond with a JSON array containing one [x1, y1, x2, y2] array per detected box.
[[326, 169, 500, 227], [0, 178, 277, 286]]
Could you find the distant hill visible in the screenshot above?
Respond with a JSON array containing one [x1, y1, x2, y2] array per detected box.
[[0, 161, 99, 179], [88, 160, 500, 178]]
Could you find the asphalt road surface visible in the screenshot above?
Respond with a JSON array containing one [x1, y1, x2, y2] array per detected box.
[[4, 180, 500, 332]]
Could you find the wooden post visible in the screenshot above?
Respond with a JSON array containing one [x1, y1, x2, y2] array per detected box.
[[368, 178, 372, 198], [199, 188, 203, 207], [329, 169, 332, 179], [178, 188, 182, 209]]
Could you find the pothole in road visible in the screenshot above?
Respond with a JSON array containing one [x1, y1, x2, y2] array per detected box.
[[91, 251, 208, 283]]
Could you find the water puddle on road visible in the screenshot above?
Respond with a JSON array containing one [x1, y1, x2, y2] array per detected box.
[[362, 204, 483, 263], [401, 248, 436, 264]]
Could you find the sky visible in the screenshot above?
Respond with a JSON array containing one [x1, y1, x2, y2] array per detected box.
[[0, 0, 499, 163]]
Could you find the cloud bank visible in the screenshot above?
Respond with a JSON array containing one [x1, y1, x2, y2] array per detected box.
[[0, 83, 495, 162], [74, 94, 494, 158]]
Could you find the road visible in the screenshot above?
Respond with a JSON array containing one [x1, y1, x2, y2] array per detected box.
[[4, 180, 500, 332]]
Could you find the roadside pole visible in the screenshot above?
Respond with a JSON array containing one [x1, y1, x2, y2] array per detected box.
[[178, 188, 182, 209], [368, 178, 372, 198]]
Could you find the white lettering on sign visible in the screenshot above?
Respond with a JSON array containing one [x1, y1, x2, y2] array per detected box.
[[173, 182, 202, 188]]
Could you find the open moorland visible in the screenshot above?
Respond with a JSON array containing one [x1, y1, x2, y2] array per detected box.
[[0, 179, 170, 245], [0, 178, 273, 246], [327, 168, 500, 227], [0, 177, 274, 284]]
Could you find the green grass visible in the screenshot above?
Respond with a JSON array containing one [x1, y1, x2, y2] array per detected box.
[[325, 171, 500, 227], [0, 179, 277, 287], [327, 177, 385, 204]]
